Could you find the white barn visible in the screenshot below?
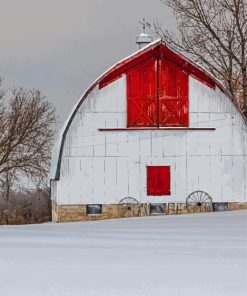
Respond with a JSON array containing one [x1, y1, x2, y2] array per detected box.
[[50, 38, 247, 222]]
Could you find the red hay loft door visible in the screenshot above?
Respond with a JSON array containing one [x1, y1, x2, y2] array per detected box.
[[127, 58, 189, 127], [159, 59, 189, 126], [127, 59, 157, 127]]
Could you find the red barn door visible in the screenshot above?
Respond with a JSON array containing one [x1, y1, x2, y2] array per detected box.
[[158, 59, 189, 127], [147, 166, 171, 195], [127, 59, 157, 127]]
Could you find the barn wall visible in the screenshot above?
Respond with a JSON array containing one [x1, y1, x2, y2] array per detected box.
[[189, 78, 246, 202], [54, 75, 246, 207]]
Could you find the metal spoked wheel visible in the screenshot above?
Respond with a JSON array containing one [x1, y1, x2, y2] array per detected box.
[[186, 191, 212, 213], [119, 197, 139, 205], [119, 197, 140, 216]]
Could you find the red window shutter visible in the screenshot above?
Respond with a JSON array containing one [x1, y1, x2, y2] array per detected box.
[[147, 166, 171, 196], [158, 59, 189, 127], [127, 59, 157, 127]]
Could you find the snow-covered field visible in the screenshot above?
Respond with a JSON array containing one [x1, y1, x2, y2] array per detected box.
[[0, 211, 247, 296]]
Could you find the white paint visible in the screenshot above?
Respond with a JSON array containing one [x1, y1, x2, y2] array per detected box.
[[50, 74, 247, 205]]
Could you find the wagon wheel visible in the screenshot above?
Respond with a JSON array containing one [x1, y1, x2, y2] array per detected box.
[[119, 197, 140, 216], [119, 197, 139, 205], [186, 191, 212, 213]]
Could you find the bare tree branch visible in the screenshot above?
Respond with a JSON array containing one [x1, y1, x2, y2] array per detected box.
[[0, 82, 56, 200], [155, 0, 247, 114]]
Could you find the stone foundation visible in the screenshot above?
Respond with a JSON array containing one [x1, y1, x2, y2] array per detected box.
[[228, 202, 247, 211], [52, 201, 247, 223], [52, 203, 148, 223]]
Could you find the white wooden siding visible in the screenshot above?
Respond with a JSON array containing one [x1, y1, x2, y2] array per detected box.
[[53, 75, 247, 204]]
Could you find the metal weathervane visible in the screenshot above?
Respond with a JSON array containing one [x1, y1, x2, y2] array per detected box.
[[138, 18, 151, 33]]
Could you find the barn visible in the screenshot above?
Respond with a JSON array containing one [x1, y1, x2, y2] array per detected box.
[[49, 34, 247, 222]]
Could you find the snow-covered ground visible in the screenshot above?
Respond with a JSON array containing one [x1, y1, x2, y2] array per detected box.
[[0, 211, 247, 296]]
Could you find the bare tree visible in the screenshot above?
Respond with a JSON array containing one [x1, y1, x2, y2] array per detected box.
[[0, 81, 56, 202], [154, 0, 247, 115]]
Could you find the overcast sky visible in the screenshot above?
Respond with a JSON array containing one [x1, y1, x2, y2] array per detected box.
[[0, 0, 176, 125]]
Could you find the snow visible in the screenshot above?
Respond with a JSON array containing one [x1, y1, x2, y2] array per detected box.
[[0, 211, 247, 296]]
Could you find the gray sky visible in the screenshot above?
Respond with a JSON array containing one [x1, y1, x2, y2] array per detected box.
[[0, 0, 176, 124]]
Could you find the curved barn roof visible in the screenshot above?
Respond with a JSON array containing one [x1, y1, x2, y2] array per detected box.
[[49, 39, 246, 180]]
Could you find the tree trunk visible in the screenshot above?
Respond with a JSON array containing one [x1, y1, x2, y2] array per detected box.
[[243, 67, 247, 117]]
